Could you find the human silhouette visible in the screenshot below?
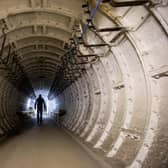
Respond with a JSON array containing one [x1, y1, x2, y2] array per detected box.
[[34, 94, 47, 125]]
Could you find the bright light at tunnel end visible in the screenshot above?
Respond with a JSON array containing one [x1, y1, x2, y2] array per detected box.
[[25, 89, 60, 118]]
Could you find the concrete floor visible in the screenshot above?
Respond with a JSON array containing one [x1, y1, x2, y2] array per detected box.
[[0, 119, 101, 168]]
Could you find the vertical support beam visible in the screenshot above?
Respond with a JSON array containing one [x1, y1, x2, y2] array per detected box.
[[42, 25, 47, 34], [35, 44, 38, 50], [42, 0, 48, 8], [32, 25, 37, 34], [29, 0, 35, 8]]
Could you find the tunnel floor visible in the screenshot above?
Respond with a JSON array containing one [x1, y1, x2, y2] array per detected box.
[[0, 119, 101, 168]]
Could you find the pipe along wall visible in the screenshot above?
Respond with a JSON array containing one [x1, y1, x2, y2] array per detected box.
[[0, 0, 168, 167]]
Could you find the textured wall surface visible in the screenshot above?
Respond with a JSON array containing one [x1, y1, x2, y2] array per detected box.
[[0, 0, 168, 167]]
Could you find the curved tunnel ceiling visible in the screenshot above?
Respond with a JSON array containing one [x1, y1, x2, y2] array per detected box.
[[0, 0, 168, 167]]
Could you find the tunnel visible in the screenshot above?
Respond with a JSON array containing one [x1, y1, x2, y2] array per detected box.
[[0, 0, 168, 167]]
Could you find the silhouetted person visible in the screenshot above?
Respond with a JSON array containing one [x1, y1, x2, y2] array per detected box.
[[34, 94, 47, 125]]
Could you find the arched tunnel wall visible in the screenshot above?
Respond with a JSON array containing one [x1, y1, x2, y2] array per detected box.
[[0, 77, 25, 135], [60, 3, 168, 167], [0, 0, 168, 168]]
